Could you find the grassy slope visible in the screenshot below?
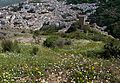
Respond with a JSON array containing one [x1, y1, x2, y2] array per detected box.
[[0, 35, 120, 82]]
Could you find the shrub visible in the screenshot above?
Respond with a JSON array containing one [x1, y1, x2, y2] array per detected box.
[[40, 25, 61, 35], [81, 50, 103, 58], [64, 39, 72, 45], [102, 39, 120, 58], [1, 39, 14, 52], [66, 21, 81, 33], [33, 30, 40, 37], [1, 39, 20, 52], [43, 36, 59, 48], [60, 30, 113, 43], [56, 39, 65, 48], [43, 36, 72, 48], [31, 46, 39, 55]]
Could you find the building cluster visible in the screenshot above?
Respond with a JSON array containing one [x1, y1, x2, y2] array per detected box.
[[0, 0, 97, 30]]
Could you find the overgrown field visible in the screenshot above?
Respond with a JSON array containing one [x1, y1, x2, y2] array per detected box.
[[0, 33, 120, 83]]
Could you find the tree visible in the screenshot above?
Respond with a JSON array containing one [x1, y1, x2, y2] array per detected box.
[[103, 39, 120, 58], [91, 0, 120, 38], [106, 22, 120, 38]]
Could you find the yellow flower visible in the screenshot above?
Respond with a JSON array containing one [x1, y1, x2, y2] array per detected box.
[[91, 66, 95, 70], [25, 64, 28, 68], [38, 71, 41, 75], [79, 71, 82, 75], [35, 67, 39, 70]]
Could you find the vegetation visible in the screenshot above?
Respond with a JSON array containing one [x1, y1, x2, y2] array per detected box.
[[0, 33, 120, 82], [1, 39, 13, 52], [3, 15, 117, 82], [103, 39, 120, 58], [60, 30, 112, 43], [91, 0, 120, 38], [40, 25, 60, 34], [1, 39, 20, 53], [31, 46, 39, 55], [0, 27, 120, 82], [43, 36, 59, 48], [43, 36, 71, 48], [0, 0, 120, 82]]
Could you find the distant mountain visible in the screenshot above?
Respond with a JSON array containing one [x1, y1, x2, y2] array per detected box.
[[0, 0, 24, 7]]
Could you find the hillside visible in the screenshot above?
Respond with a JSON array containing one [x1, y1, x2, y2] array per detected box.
[[0, 31, 120, 82], [0, 0, 120, 83], [90, 0, 120, 38]]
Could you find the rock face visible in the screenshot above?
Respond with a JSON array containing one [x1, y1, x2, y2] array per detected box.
[[0, 0, 96, 30]]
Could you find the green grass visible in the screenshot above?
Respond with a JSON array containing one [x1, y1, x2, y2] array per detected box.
[[0, 43, 61, 82], [0, 35, 119, 82], [53, 39, 104, 58]]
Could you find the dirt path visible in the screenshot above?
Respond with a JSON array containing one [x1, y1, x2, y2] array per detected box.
[[15, 36, 47, 43]]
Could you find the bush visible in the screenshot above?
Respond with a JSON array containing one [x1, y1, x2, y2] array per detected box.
[[66, 21, 80, 33], [1, 39, 20, 52], [56, 39, 65, 48], [102, 39, 120, 58], [43, 36, 59, 48], [60, 30, 113, 43], [31, 46, 39, 55], [1, 39, 14, 52], [40, 25, 59, 35], [33, 30, 40, 37], [64, 39, 72, 45], [43, 36, 72, 48], [81, 50, 103, 58]]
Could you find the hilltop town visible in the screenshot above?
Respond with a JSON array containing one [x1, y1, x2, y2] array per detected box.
[[0, 0, 97, 31]]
